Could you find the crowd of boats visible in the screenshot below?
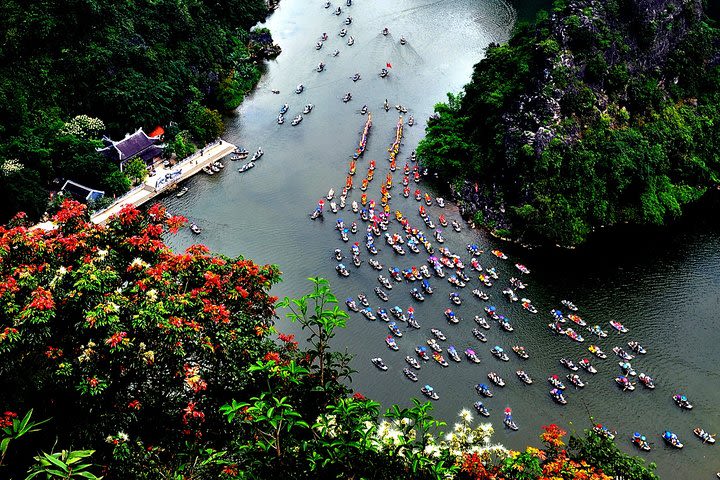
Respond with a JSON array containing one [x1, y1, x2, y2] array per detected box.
[[180, 1, 716, 468], [277, 102, 314, 126], [304, 91, 714, 453]]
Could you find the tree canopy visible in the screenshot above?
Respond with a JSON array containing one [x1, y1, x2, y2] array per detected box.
[[0, 0, 272, 222], [419, 0, 720, 246]]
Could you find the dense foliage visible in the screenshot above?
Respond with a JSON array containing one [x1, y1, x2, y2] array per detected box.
[[0, 210, 658, 479], [419, 0, 720, 246], [0, 200, 281, 477], [0, 0, 273, 222]]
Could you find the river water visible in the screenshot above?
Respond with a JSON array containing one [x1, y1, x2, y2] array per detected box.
[[165, 0, 720, 477]]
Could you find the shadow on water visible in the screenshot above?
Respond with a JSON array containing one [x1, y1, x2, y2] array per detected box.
[[523, 190, 720, 273], [508, 0, 554, 22]]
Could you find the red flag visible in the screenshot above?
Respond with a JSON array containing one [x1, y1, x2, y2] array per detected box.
[[386, 63, 392, 68]]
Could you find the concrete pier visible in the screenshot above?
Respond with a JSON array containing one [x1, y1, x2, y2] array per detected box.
[[89, 139, 236, 225]]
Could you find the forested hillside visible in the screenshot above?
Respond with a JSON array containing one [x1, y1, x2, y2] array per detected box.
[[419, 0, 720, 246], [0, 0, 271, 222]]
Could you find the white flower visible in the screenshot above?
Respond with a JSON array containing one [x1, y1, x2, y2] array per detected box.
[[146, 289, 158, 301], [57, 266, 67, 276], [0, 159, 24, 176], [97, 249, 108, 260], [459, 408, 473, 423], [130, 257, 148, 269], [60, 115, 105, 138], [376, 420, 390, 438], [117, 431, 129, 442], [386, 427, 402, 445], [326, 414, 337, 427], [423, 444, 441, 458]]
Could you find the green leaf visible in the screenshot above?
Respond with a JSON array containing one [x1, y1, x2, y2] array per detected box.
[[75, 472, 102, 479], [1, 437, 11, 455], [41, 452, 70, 472]]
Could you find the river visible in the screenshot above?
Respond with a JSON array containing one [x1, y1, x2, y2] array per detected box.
[[165, 0, 720, 477]]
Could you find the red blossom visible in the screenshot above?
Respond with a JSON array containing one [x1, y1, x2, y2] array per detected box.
[[26, 287, 55, 311], [352, 392, 366, 401], [105, 331, 127, 348], [165, 215, 188, 234], [461, 452, 492, 479], [263, 351, 281, 363], [146, 203, 166, 219], [0, 327, 19, 343], [278, 333, 295, 343], [182, 401, 205, 425], [202, 299, 230, 323], [44, 346, 64, 359], [0, 276, 19, 296], [222, 464, 239, 476], [128, 399, 142, 410], [541, 424, 567, 449], [203, 271, 222, 290], [278, 333, 298, 351], [116, 205, 141, 225], [52, 199, 87, 223], [0, 411, 18, 428]]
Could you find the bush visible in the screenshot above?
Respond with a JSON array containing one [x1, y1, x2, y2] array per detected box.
[[0, 200, 280, 476]]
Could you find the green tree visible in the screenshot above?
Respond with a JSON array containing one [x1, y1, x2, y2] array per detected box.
[[185, 102, 225, 144], [122, 158, 149, 184], [0, 200, 280, 477]]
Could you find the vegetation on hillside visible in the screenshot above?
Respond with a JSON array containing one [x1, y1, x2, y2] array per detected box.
[[0, 0, 273, 222], [419, 0, 720, 246], [0, 201, 658, 478]]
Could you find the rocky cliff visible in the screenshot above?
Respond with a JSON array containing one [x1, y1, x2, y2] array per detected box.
[[420, 0, 720, 246]]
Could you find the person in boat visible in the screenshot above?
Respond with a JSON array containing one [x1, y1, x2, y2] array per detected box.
[[382, 27, 389, 35]]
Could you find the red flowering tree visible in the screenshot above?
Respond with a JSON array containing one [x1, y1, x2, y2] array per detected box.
[[0, 200, 280, 475], [499, 425, 612, 480]]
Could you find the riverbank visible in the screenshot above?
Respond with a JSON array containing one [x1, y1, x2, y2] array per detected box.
[[91, 140, 236, 225], [441, 176, 720, 252]]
